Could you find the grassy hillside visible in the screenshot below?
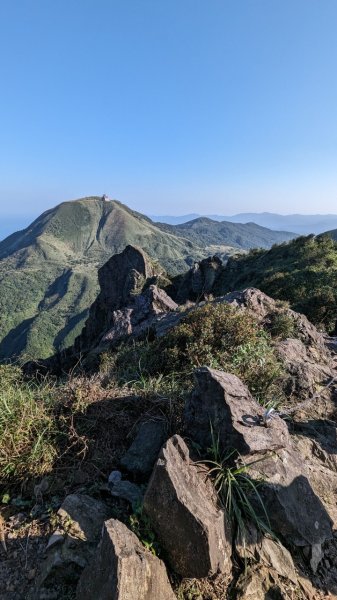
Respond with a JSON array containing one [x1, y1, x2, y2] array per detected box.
[[156, 217, 297, 249], [0, 197, 212, 361], [218, 234, 337, 331]]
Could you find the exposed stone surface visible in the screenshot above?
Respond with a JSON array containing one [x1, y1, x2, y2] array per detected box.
[[76, 519, 175, 600], [101, 285, 178, 346], [246, 448, 333, 548], [276, 338, 333, 400], [38, 494, 111, 586], [108, 480, 143, 508], [75, 245, 157, 353], [143, 435, 232, 578], [236, 523, 297, 583], [185, 367, 290, 454], [120, 420, 167, 477], [176, 255, 223, 302]]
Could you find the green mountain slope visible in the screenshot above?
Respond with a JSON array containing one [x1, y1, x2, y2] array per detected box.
[[0, 197, 210, 361], [156, 217, 297, 249], [217, 234, 337, 331]]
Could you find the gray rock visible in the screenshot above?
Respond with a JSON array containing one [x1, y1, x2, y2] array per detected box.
[[276, 337, 333, 399], [185, 367, 290, 454], [246, 448, 333, 547], [76, 245, 157, 353], [143, 434, 232, 578], [38, 494, 111, 586], [101, 285, 178, 346], [76, 519, 176, 600], [109, 480, 143, 508], [108, 470, 122, 485], [236, 523, 297, 583], [120, 420, 167, 477]]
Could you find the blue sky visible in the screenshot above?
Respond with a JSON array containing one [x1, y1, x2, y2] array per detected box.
[[1, 0, 337, 221]]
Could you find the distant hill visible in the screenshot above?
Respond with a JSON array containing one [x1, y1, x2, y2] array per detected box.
[[0, 197, 211, 361], [151, 212, 337, 234], [0, 197, 301, 362], [217, 234, 337, 331], [156, 217, 296, 250]]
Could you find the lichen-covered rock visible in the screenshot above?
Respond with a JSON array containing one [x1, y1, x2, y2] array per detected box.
[[185, 367, 290, 454], [143, 435, 232, 578], [76, 519, 175, 600]]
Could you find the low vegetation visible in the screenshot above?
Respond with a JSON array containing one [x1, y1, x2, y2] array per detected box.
[[220, 234, 337, 331], [106, 302, 286, 407]]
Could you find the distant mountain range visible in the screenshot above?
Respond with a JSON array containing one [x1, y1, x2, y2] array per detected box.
[[0, 197, 297, 361], [156, 217, 295, 250], [151, 212, 337, 234]]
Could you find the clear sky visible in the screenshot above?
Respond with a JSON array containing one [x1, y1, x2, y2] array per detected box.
[[1, 0, 337, 220]]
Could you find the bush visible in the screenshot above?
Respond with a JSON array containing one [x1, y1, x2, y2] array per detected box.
[[112, 302, 285, 405]]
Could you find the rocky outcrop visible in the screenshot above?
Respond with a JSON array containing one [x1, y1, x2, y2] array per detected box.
[[235, 523, 297, 583], [143, 435, 232, 578], [185, 368, 333, 550], [101, 285, 178, 346], [185, 368, 290, 454], [73, 245, 179, 357], [76, 519, 175, 600], [276, 337, 333, 400], [75, 245, 158, 353], [176, 255, 223, 302]]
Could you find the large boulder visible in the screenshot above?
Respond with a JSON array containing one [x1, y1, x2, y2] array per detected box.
[[76, 519, 175, 600], [185, 368, 290, 454], [275, 338, 333, 400], [143, 435, 232, 578]]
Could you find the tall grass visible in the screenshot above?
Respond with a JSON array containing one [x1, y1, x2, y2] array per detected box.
[[0, 365, 58, 482]]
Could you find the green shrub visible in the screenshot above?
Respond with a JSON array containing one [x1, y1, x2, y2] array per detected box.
[[268, 312, 296, 339], [112, 302, 285, 405]]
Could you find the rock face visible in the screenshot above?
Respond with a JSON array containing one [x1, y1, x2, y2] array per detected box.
[[276, 337, 333, 400], [75, 245, 157, 353], [38, 494, 111, 586], [185, 368, 290, 454], [120, 420, 167, 478], [101, 285, 178, 346], [247, 450, 333, 548], [185, 368, 333, 549], [176, 255, 223, 302], [143, 435, 232, 578], [76, 519, 176, 600], [74, 245, 179, 356]]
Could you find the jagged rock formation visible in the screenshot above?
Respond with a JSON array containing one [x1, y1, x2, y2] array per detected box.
[[75, 245, 159, 353], [77, 519, 176, 600], [143, 435, 232, 578]]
